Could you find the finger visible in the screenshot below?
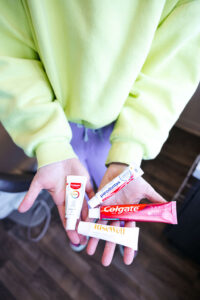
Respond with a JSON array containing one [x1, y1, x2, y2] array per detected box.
[[145, 185, 167, 203], [57, 204, 80, 244], [101, 221, 120, 267], [123, 221, 136, 265], [79, 199, 89, 244], [85, 215, 96, 224], [84, 191, 96, 223], [18, 179, 41, 212], [81, 198, 88, 221], [78, 223, 88, 245], [86, 220, 107, 255], [67, 227, 80, 245], [85, 179, 95, 199], [79, 234, 88, 245]]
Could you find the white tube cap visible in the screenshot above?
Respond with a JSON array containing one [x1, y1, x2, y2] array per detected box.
[[88, 196, 101, 208], [78, 221, 91, 235], [129, 164, 144, 178], [66, 218, 77, 230], [89, 208, 100, 219]]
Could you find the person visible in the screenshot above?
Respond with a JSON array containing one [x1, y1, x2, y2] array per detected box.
[[0, 0, 200, 266]]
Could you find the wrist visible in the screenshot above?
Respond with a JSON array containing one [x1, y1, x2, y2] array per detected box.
[[107, 162, 129, 168]]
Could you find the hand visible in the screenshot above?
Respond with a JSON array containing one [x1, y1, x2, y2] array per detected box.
[[86, 163, 166, 266], [18, 158, 95, 245]]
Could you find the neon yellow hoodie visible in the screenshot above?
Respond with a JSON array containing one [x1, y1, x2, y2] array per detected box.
[[0, 0, 200, 168]]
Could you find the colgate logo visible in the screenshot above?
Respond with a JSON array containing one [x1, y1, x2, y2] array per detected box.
[[103, 205, 140, 214], [70, 182, 81, 189]]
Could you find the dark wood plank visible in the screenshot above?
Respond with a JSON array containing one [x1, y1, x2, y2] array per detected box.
[[161, 127, 200, 167], [39, 225, 117, 300], [113, 252, 177, 300], [0, 261, 38, 300], [0, 226, 38, 277], [0, 280, 16, 300], [29, 267, 72, 300], [7, 225, 100, 300]]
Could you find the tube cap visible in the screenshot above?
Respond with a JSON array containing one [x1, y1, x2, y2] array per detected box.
[[66, 218, 77, 230], [89, 208, 100, 219], [129, 164, 144, 178], [78, 221, 91, 235], [88, 196, 101, 208]]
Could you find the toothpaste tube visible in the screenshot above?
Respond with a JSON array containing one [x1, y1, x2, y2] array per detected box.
[[88, 164, 143, 208], [78, 221, 139, 250], [89, 202, 177, 224], [65, 175, 87, 230]]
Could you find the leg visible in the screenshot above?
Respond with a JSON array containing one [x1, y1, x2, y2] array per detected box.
[[85, 123, 114, 188], [69, 122, 88, 170]]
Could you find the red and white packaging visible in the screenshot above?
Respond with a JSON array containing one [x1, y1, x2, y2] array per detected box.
[[65, 175, 87, 230], [88, 164, 143, 208], [89, 202, 178, 224]]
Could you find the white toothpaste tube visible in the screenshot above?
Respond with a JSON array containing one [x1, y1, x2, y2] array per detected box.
[[88, 164, 143, 208], [65, 175, 87, 230], [78, 221, 139, 250]]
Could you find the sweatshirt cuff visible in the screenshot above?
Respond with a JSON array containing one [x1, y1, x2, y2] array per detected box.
[[106, 141, 144, 167], [36, 140, 77, 169]]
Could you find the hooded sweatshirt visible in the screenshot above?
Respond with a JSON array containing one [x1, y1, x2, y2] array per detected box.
[[0, 0, 200, 168]]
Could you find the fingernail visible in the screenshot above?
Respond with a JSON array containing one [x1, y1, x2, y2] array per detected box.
[[80, 236, 88, 245], [18, 206, 26, 213], [71, 236, 80, 245]]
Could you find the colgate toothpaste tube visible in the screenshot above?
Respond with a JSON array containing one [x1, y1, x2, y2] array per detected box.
[[88, 164, 143, 208], [65, 175, 87, 230], [89, 202, 177, 224]]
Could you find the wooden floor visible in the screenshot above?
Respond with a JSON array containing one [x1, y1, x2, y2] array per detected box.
[[0, 126, 200, 300]]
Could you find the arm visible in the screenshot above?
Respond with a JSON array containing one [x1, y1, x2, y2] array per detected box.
[[88, 1, 200, 266], [106, 0, 200, 167], [0, 1, 76, 168], [0, 1, 94, 243]]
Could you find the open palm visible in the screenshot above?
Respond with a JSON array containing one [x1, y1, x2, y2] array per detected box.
[[18, 158, 95, 244]]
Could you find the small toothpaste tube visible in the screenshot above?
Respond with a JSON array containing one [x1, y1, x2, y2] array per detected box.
[[65, 175, 87, 230], [88, 164, 143, 208], [78, 221, 139, 250], [89, 202, 177, 224]]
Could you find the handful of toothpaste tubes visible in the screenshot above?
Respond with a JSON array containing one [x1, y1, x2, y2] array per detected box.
[[65, 165, 177, 251]]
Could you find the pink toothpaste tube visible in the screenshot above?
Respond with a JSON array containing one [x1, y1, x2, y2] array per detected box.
[[89, 202, 178, 224], [88, 164, 143, 208]]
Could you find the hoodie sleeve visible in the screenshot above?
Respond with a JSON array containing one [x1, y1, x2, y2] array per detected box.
[[0, 1, 76, 168], [106, 1, 200, 167]]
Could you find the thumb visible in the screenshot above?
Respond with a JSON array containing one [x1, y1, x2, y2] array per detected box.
[[18, 178, 42, 212], [145, 185, 167, 203]]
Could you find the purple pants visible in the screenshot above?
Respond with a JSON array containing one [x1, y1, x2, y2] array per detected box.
[[70, 122, 114, 189]]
